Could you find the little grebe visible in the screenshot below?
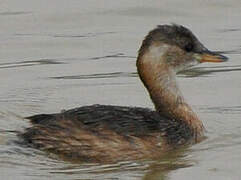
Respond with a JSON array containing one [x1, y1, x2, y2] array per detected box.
[[20, 24, 228, 163]]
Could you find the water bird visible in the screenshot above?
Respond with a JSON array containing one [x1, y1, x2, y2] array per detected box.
[[20, 24, 228, 163]]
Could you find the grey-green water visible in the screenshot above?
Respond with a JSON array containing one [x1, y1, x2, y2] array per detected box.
[[0, 0, 241, 179]]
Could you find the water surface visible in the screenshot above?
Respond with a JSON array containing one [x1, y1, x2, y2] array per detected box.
[[0, 0, 241, 179]]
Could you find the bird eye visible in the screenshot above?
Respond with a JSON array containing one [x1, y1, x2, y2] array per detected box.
[[185, 43, 193, 52]]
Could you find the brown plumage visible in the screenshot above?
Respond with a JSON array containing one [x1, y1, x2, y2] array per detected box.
[[21, 105, 192, 162], [19, 24, 228, 163]]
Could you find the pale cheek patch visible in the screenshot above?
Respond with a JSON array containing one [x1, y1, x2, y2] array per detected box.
[[175, 58, 200, 73], [147, 44, 169, 63]]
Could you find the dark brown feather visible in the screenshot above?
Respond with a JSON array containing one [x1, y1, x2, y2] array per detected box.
[[20, 105, 193, 163]]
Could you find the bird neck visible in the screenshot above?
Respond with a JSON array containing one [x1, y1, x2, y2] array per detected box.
[[137, 51, 204, 142]]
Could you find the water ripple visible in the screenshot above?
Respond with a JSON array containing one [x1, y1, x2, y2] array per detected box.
[[15, 31, 116, 38], [217, 28, 241, 33], [199, 105, 241, 114], [179, 65, 241, 77], [50, 72, 137, 80], [214, 49, 241, 55], [0, 11, 31, 16], [0, 59, 63, 69], [88, 53, 135, 60]]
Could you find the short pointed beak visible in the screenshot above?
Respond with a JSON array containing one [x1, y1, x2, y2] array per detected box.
[[199, 51, 228, 63]]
